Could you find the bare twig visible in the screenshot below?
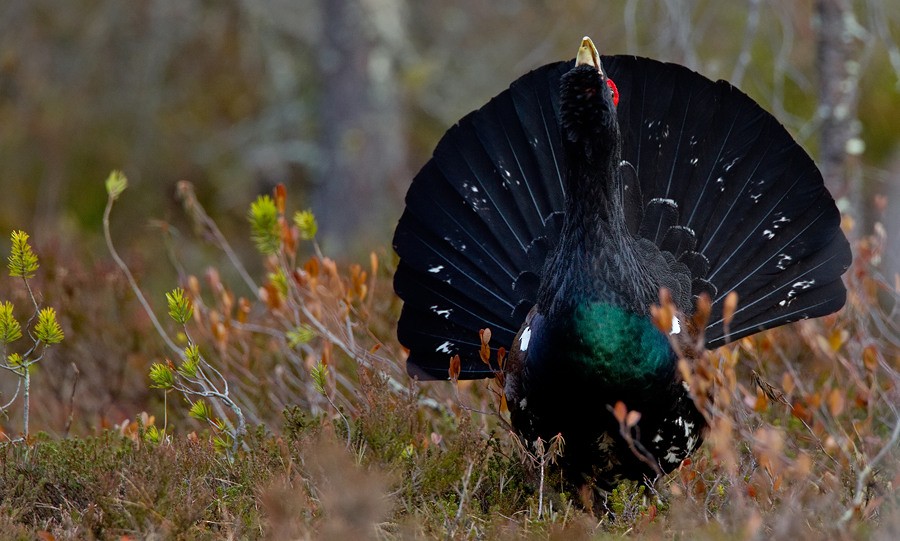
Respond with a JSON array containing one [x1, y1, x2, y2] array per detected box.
[[839, 415, 900, 524], [103, 195, 181, 356], [63, 362, 80, 438]]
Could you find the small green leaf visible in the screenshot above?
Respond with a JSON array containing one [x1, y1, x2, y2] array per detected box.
[[268, 269, 288, 297], [0, 301, 22, 344], [7, 352, 23, 367], [166, 288, 193, 325], [178, 344, 200, 378], [149, 362, 175, 389], [401, 442, 415, 460], [189, 399, 212, 421], [105, 170, 128, 200], [145, 425, 163, 444], [213, 433, 232, 453], [286, 325, 316, 348], [8, 230, 39, 279], [311, 361, 328, 395], [293, 210, 318, 240], [249, 195, 280, 255], [35, 307, 64, 345]]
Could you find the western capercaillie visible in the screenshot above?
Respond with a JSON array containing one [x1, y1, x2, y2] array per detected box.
[[392, 37, 851, 489]]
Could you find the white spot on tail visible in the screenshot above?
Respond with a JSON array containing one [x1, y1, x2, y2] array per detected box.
[[520, 326, 532, 352], [664, 446, 682, 464], [763, 229, 775, 240], [649, 197, 678, 208], [670, 316, 681, 335], [428, 265, 444, 273], [436, 341, 453, 354], [776, 254, 793, 270], [430, 306, 452, 319]]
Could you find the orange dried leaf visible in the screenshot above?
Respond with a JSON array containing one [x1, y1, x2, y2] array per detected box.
[[692, 293, 712, 330], [658, 287, 673, 306], [806, 392, 822, 409], [480, 327, 492, 345], [496, 346, 507, 370], [370, 251, 379, 276], [237, 297, 251, 324], [677, 359, 693, 388], [187, 275, 201, 297], [827, 388, 845, 416], [613, 401, 627, 424], [650, 302, 673, 333], [828, 329, 848, 352], [625, 410, 642, 428], [863, 346, 879, 372], [274, 183, 287, 214], [449, 354, 461, 383], [781, 372, 795, 395], [793, 452, 812, 479], [723, 291, 739, 326], [754, 388, 769, 413], [791, 400, 812, 423], [304, 257, 320, 278], [479, 328, 491, 365]]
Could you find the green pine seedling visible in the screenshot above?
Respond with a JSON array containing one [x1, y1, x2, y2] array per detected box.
[[166, 288, 193, 325], [104, 170, 128, 200], [35, 307, 64, 345], [189, 399, 212, 421], [249, 195, 280, 255], [149, 362, 175, 389], [0, 301, 22, 344], [8, 230, 39, 279], [178, 345, 201, 378], [293, 209, 318, 240], [287, 325, 316, 348], [1, 230, 65, 440]]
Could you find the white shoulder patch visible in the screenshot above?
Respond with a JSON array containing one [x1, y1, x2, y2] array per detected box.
[[670, 316, 681, 335], [520, 326, 532, 352]]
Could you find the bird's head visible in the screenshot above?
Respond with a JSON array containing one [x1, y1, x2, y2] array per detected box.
[[560, 37, 620, 156]]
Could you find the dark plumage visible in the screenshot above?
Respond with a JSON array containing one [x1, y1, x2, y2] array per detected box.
[[392, 37, 851, 490]]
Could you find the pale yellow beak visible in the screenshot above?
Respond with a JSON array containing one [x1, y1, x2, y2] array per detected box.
[[575, 36, 604, 77]]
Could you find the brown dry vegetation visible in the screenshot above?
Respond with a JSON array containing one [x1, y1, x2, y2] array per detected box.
[[0, 181, 897, 540]]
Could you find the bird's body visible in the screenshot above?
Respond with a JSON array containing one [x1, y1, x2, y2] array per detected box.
[[393, 37, 851, 490]]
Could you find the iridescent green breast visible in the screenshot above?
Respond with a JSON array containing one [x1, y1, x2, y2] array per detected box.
[[568, 302, 675, 390]]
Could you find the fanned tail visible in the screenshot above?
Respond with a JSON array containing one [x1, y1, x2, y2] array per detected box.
[[393, 55, 851, 380], [393, 62, 570, 379], [602, 55, 851, 346]]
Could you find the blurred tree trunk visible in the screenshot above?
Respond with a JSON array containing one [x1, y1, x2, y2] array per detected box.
[[314, 0, 408, 254], [815, 0, 862, 216]]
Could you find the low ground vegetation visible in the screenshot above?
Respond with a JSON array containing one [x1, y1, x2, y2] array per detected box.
[[0, 176, 897, 539]]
